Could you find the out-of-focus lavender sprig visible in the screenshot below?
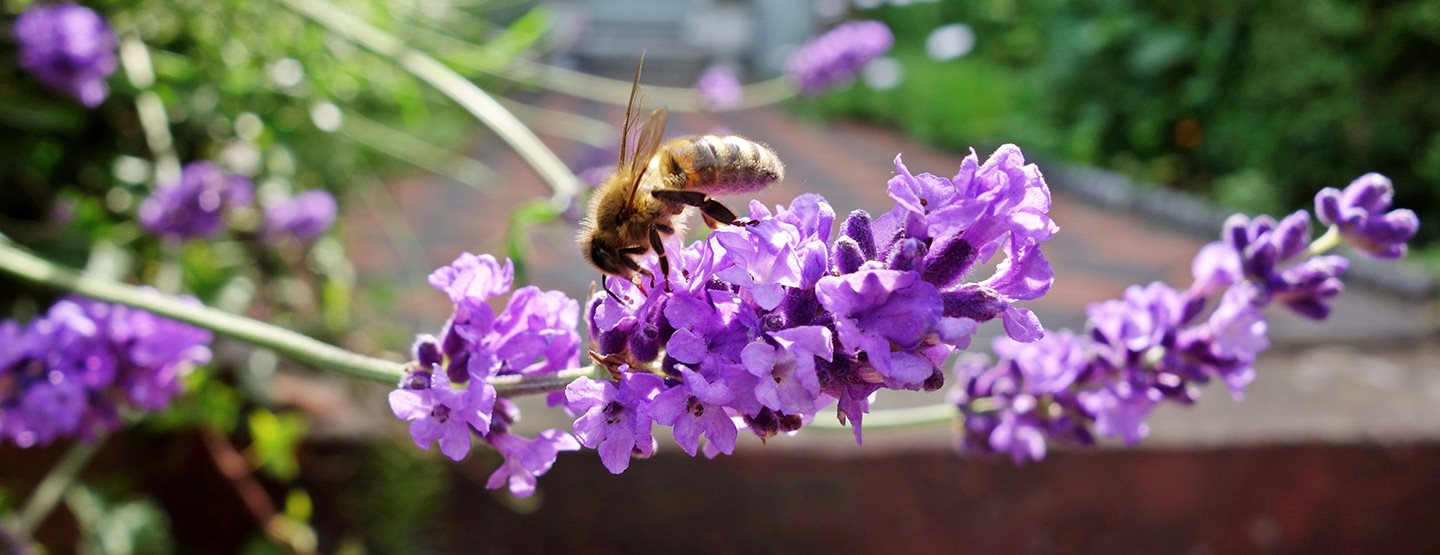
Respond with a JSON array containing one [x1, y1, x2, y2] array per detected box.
[[262, 190, 338, 243], [139, 162, 253, 241], [0, 297, 212, 448], [949, 174, 1419, 463], [14, 3, 118, 108], [695, 66, 743, 111], [388, 253, 582, 496], [787, 20, 894, 95]]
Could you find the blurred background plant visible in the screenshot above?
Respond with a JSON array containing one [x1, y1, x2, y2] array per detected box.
[[803, 0, 1440, 269]]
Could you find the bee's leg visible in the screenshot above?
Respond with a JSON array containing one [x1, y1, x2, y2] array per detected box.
[[651, 189, 744, 227], [648, 225, 672, 292]]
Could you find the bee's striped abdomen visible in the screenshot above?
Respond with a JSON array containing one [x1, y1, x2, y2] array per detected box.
[[658, 134, 784, 196]]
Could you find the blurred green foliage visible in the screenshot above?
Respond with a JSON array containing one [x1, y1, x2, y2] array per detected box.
[[807, 0, 1440, 245], [1, 0, 544, 551]]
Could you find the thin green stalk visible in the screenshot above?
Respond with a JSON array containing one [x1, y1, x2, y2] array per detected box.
[[278, 0, 581, 210], [1306, 225, 1343, 257], [495, 58, 797, 112], [0, 233, 404, 384], [14, 436, 105, 539], [0, 233, 607, 397], [118, 34, 180, 186], [806, 402, 959, 432]]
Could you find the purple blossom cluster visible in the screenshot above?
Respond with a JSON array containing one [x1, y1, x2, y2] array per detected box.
[[695, 66, 743, 111], [140, 162, 254, 241], [570, 144, 1055, 471], [262, 190, 338, 243], [388, 253, 583, 497], [14, 3, 118, 108], [949, 173, 1419, 463], [139, 161, 337, 243], [787, 20, 894, 95], [1, 297, 212, 447]]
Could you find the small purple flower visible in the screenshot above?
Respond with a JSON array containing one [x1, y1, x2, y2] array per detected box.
[[1079, 383, 1158, 445], [427, 253, 514, 350], [816, 269, 942, 388], [139, 162, 254, 240], [788, 20, 894, 95], [484, 429, 580, 497], [696, 66, 743, 111], [388, 367, 497, 461], [263, 190, 337, 243], [740, 326, 832, 414], [649, 367, 738, 456], [566, 373, 663, 473], [14, 3, 118, 107], [1315, 173, 1419, 259]]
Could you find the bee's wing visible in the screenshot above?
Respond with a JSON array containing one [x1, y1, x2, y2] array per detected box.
[[624, 107, 668, 209], [617, 56, 646, 170]]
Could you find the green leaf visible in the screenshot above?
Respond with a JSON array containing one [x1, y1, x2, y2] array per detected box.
[[247, 409, 310, 481]]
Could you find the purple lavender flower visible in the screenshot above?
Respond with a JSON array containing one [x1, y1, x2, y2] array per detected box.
[[14, 3, 118, 107], [1, 297, 212, 448], [648, 367, 739, 456], [139, 162, 254, 240], [1315, 173, 1420, 259], [816, 269, 943, 388], [696, 65, 743, 111], [788, 20, 894, 95], [740, 326, 832, 414], [485, 429, 580, 497], [389, 366, 496, 461], [262, 190, 337, 243], [392, 252, 581, 468], [565, 373, 663, 473]]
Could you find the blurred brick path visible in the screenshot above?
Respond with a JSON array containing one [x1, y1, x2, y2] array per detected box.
[[339, 95, 1440, 449]]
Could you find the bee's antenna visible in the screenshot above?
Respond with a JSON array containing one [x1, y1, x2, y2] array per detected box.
[[601, 274, 623, 303]]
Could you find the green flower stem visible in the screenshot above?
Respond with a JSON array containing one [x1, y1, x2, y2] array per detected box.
[[0, 233, 404, 384], [495, 58, 797, 112], [806, 402, 959, 432], [118, 34, 180, 186], [278, 0, 581, 210], [1306, 225, 1343, 257], [14, 435, 105, 539], [0, 234, 609, 397]]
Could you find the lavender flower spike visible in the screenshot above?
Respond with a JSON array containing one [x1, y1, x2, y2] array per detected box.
[[263, 190, 338, 243], [1315, 173, 1420, 259], [15, 3, 118, 107], [139, 162, 254, 241], [696, 66, 743, 111], [788, 20, 894, 95]]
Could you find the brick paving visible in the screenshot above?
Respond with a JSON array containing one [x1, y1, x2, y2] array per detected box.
[[339, 95, 1439, 450]]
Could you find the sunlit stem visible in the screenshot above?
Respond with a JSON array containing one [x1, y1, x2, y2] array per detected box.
[[118, 34, 180, 186], [1306, 225, 1343, 257], [494, 58, 798, 113], [278, 0, 581, 210], [13, 435, 106, 539], [806, 402, 960, 432], [0, 233, 404, 383], [0, 234, 607, 396]]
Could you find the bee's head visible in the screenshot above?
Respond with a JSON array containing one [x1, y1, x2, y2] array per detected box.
[[582, 234, 642, 279]]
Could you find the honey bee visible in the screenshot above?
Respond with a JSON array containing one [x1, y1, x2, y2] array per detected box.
[[578, 58, 785, 298]]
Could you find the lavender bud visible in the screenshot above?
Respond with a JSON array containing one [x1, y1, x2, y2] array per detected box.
[[412, 334, 443, 369], [921, 235, 975, 288], [887, 237, 928, 272], [841, 209, 877, 259], [832, 237, 867, 274]]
